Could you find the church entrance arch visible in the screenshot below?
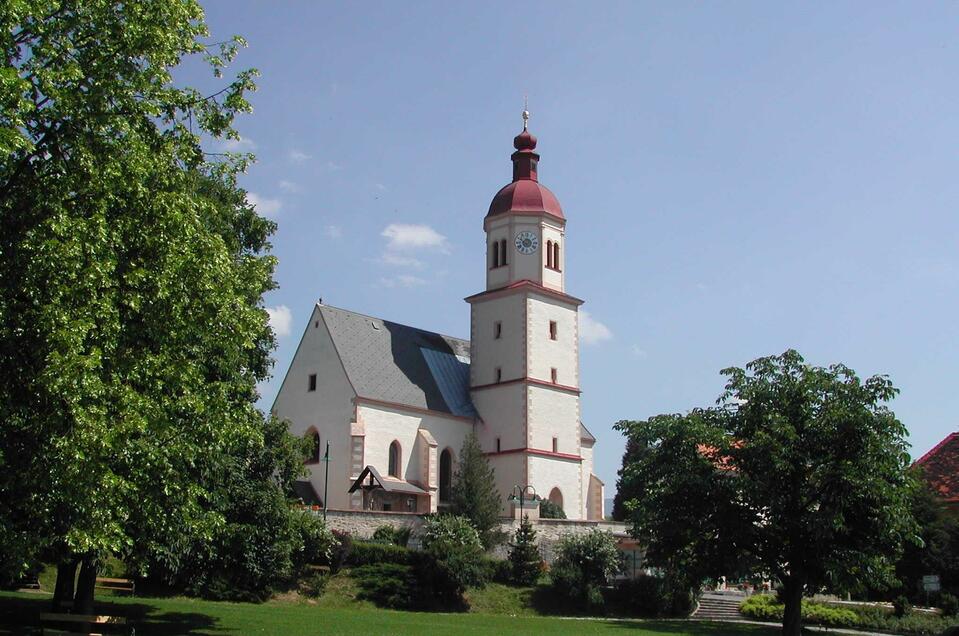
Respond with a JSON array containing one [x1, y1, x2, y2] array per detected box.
[[439, 448, 453, 503], [548, 487, 563, 511]]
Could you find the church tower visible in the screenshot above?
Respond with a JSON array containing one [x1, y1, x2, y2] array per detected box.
[[466, 112, 594, 520]]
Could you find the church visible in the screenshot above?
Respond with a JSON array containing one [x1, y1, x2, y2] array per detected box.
[[272, 113, 605, 521]]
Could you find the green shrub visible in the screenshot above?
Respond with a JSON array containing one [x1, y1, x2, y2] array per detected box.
[[421, 515, 486, 589], [301, 571, 329, 598], [479, 556, 514, 584], [607, 575, 689, 617], [371, 525, 412, 547], [327, 530, 352, 574], [804, 603, 858, 628], [539, 499, 566, 519], [740, 594, 783, 621], [894, 594, 913, 617], [352, 563, 416, 609], [550, 530, 622, 609], [941, 592, 959, 617], [347, 541, 412, 567]]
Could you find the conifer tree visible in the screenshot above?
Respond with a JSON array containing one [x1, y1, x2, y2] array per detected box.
[[450, 432, 503, 548], [508, 515, 542, 585]]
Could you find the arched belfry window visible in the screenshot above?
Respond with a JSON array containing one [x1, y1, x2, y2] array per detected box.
[[439, 449, 453, 503], [388, 440, 401, 477], [305, 429, 320, 464], [491, 241, 499, 269], [546, 240, 553, 268], [553, 242, 560, 271], [500, 239, 508, 265]]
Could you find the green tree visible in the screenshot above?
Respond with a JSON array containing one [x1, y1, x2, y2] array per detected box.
[[539, 499, 566, 519], [611, 436, 648, 521], [0, 0, 269, 613], [893, 477, 959, 601], [508, 515, 542, 585], [550, 529, 622, 608], [615, 350, 916, 636], [450, 432, 503, 548]]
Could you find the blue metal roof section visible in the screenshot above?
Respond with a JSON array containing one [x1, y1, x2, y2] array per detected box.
[[420, 347, 478, 418]]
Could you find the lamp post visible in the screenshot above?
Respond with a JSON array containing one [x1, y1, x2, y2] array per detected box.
[[507, 484, 536, 523], [321, 441, 330, 521]]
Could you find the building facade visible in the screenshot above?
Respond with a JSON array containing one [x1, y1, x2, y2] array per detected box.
[[273, 117, 604, 520]]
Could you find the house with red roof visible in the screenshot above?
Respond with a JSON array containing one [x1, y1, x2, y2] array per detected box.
[[913, 432, 959, 508]]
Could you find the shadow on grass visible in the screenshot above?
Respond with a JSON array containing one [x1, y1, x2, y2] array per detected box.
[[605, 620, 780, 634], [0, 593, 222, 635]]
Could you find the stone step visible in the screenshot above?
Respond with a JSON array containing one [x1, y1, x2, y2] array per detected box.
[[692, 596, 744, 621]]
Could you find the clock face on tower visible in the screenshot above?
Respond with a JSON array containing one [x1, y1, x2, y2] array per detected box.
[[514, 231, 539, 255]]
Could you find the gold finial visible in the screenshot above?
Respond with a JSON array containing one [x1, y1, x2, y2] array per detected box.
[[522, 95, 530, 131]]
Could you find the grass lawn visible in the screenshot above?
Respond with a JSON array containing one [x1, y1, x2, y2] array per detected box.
[[0, 589, 782, 636]]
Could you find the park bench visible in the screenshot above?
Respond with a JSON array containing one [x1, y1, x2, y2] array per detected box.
[[39, 612, 128, 635], [94, 577, 135, 595], [16, 574, 40, 590]]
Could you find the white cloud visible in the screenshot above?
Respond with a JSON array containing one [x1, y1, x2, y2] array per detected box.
[[219, 136, 256, 152], [266, 305, 292, 337], [375, 183, 387, 191], [326, 225, 343, 239], [381, 223, 449, 252], [631, 344, 648, 358], [379, 275, 427, 288], [380, 253, 425, 269], [325, 160, 342, 171], [246, 193, 282, 217], [288, 149, 312, 163], [278, 180, 301, 193], [579, 311, 613, 345]]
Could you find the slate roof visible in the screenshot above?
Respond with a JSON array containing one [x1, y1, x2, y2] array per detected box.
[[914, 432, 959, 502], [319, 304, 477, 418]]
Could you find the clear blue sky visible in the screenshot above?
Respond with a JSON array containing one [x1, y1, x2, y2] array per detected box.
[[191, 1, 958, 493]]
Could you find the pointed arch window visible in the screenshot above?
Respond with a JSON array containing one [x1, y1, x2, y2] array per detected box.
[[305, 429, 320, 464], [439, 449, 453, 503], [546, 240, 553, 268], [388, 440, 401, 477], [500, 239, 508, 265]]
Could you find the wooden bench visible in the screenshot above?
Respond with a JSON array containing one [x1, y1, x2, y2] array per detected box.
[[94, 577, 135, 595], [16, 574, 40, 590], [39, 612, 128, 635]]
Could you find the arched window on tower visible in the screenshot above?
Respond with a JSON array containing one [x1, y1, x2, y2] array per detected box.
[[439, 449, 453, 503], [548, 487, 564, 514], [553, 242, 560, 271], [491, 241, 499, 269], [388, 440, 401, 477], [305, 429, 320, 464], [500, 239, 508, 265], [546, 240, 553, 268]]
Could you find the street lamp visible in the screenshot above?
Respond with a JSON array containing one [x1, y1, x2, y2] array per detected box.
[[320, 441, 331, 521], [507, 484, 536, 522]]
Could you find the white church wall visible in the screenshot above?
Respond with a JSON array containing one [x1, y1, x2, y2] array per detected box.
[[540, 220, 564, 292], [485, 216, 511, 290], [526, 295, 579, 388], [471, 382, 527, 452], [510, 217, 547, 284], [272, 305, 357, 510], [487, 451, 527, 515], [357, 402, 472, 492], [470, 294, 526, 385], [528, 453, 585, 520], [580, 442, 596, 518], [526, 385, 580, 456]]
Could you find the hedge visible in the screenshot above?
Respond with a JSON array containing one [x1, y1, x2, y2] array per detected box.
[[346, 541, 412, 567]]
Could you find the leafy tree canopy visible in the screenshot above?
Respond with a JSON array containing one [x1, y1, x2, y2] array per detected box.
[[615, 350, 917, 635], [0, 0, 273, 611]]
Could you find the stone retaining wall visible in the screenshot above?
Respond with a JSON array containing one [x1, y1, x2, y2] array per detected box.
[[313, 508, 629, 563]]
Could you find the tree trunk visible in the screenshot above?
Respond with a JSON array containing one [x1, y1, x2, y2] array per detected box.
[[781, 574, 805, 636], [52, 558, 78, 611], [73, 555, 98, 615]]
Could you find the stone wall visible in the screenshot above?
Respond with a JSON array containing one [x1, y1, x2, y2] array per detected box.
[[315, 508, 629, 563]]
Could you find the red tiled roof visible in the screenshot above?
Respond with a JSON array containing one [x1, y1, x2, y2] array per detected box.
[[914, 432, 959, 502]]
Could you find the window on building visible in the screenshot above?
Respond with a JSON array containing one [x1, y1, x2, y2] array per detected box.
[[552, 437, 558, 453], [553, 242, 560, 270], [388, 440, 401, 477], [549, 320, 557, 340], [551, 367, 558, 384], [546, 240, 553, 268], [496, 437, 501, 452], [494, 321, 502, 339], [500, 239, 508, 265], [495, 367, 502, 383], [439, 449, 453, 502], [382, 502, 392, 512], [406, 498, 415, 512], [308, 374, 317, 391], [305, 429, 320, 464], [491, 241, 499, 268]]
